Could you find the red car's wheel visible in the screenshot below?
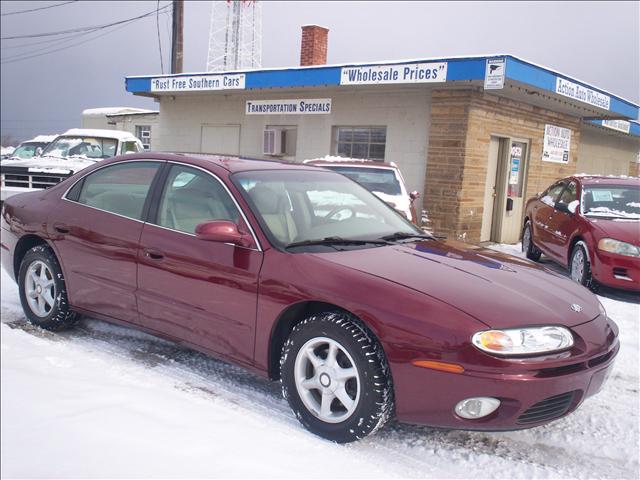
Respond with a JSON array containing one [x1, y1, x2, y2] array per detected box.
[[18, 245, 77, 331], [280, 311, 394, 443], [522, 221, 542, 261], [569, 242, 598, 292]]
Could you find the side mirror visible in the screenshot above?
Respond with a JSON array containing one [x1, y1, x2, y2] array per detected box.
[[195, 220, 252, 247], [555, 202, 572, 215], [567, 200, 579, 214], [409, 190, 420, 202]]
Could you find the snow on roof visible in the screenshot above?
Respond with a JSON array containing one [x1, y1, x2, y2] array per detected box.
[[25, 135, 58, 143], [61, 128, 138, 141], [304, 155, 398, 168], [82, 107, 156, 117]]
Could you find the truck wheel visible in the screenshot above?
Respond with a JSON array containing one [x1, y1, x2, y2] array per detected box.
[[18, 245, 77, 331], [280, 311, 394, 443]]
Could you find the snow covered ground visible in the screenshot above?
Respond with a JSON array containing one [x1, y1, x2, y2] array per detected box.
[[1, 245, 638, 479]]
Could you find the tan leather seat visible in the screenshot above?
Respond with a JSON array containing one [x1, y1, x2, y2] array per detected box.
[[248, 184, 297, 243]]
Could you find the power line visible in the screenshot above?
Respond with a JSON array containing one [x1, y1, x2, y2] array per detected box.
[[1, 7, 171, 64], [1, 3, 171, 40], [1, 0, 78, 17], [157, 0, 164, 74]]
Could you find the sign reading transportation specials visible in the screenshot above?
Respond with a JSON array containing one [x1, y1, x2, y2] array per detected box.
[[245, 99, 332, 115], [150, 74, 245, 92], [340, 62, 447, 85], [542, 124, 572, 164], [555, 77, 610, 110], [484, 58, 505, 90]]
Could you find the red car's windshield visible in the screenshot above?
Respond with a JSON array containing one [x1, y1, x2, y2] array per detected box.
[[581, 184, 640, 220], [233, 169, 419, 248]]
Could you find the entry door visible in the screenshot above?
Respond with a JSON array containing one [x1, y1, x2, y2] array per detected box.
[[200, 124, 241, 155], [480, 137, 501, 242], [491, 139, 529, 243]]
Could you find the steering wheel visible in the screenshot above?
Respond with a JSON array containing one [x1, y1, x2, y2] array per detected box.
[[324, 206, 356, 221]]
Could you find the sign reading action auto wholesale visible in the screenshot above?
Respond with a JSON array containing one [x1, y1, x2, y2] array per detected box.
[[150, 74, 245, 92], [340, 62, 447, 85], [542, 124, 572, 164], [245, 99, 332, 115], [556, 77, 610, 110]]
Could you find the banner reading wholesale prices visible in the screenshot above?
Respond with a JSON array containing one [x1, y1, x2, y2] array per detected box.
[[542, 124, 572, 164]]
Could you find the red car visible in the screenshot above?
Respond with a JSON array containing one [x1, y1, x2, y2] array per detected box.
[[523, 175, 640, 292], [1, 153, 618, 443]]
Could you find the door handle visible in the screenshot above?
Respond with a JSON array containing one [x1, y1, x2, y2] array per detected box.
[[144, 248, 164, 260], [54, 224, 70, 234]]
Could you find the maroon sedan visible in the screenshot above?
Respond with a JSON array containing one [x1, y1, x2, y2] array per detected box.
[[1, 153, 618, 443], [523, 175, 639, 292]]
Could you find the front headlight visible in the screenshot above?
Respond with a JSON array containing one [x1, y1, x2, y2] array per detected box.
[[598, 238, 640, 257], [472, 326, 574, 356]]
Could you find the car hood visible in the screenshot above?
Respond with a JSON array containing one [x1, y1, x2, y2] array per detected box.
[[587, 217, 640, 245], [0, 155, 96, 174], [313, 239, 600, 328]]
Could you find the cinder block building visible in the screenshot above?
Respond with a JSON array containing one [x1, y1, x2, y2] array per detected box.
[[125, 25, 640, 243]]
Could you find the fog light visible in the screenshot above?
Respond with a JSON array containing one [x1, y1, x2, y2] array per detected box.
[[455, 397, 500, 419]]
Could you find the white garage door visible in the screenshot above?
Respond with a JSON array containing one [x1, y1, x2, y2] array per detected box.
[[200, 125, 241, 155]]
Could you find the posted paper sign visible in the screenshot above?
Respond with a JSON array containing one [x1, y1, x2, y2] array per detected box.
[[484, 58, 505, 90], [150, 74, 245, 92], [245, 99, 332, 115], [542, 124, 572, 164], [340, 62, 447, 85]]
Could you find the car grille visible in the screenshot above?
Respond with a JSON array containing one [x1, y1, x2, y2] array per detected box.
[[517, 391, 576, 425], [1, 172, 70, 189]]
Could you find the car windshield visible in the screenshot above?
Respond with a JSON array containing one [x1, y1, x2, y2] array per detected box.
[[581, 184, 640, 220], [233, 169, 421, 250], [324, 166, 402, 196], [41, 136, 118, 160], [10, 143, 46, 159]]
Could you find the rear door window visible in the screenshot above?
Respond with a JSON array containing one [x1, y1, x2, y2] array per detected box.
[[74, 162, 161, 220]]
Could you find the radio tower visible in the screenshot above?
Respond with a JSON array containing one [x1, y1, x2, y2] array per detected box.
[[206, 1, 262, 72]]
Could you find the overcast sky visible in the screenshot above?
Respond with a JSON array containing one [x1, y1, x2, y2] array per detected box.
[[1, 0, 638, 142]]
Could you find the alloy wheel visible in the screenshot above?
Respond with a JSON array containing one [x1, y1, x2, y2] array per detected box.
[[24, 260, 56, 317], [571, 249, 585, 283], [294, 336, 360, 423]]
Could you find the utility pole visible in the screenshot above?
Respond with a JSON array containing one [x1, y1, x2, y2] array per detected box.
[[171, 0, 184, 74]]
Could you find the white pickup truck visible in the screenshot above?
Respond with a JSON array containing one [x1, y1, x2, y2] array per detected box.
[[1, 128, 144, 201]]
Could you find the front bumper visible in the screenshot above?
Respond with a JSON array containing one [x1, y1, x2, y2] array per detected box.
[[592, 249, 640, 292], [392, 316, 619, 430]]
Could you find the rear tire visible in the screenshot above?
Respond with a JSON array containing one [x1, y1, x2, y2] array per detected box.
[[569, 242, 597, 292], [280, 311, 394, 443], [522, 221, 542, 261], [18, 245, 77, 331]]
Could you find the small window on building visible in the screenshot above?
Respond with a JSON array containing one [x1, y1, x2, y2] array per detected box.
[[333, 126, 386, 161], [135, 125, 152, 150]]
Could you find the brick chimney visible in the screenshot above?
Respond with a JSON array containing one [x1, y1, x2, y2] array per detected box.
[[300, 25, 329, 66]]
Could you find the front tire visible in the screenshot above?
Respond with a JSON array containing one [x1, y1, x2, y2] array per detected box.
[[569, 242, 597, 291], [18, 245, 77, 331], [280, 312, 394, 443], [522, 221, 542, 261]]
